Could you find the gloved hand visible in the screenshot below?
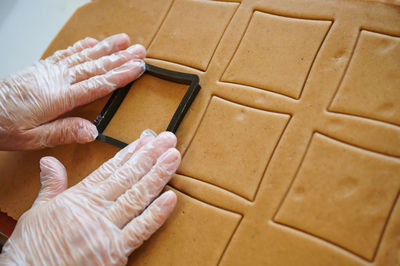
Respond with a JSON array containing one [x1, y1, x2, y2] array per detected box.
[[0, 131, 180, 265], [0, 33, 146, 150]]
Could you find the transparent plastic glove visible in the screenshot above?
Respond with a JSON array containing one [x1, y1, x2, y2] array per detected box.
[[0, 33, 146, 150], [0, 131, 180, 266]]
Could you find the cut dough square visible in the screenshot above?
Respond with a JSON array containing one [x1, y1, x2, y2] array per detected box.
[[0, 0, 399, 265]]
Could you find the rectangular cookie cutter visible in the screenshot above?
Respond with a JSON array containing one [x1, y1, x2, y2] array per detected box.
[[93, 63, 201, 149]]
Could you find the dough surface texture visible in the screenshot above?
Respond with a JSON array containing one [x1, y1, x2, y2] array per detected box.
[[0, 0, 399, 265]]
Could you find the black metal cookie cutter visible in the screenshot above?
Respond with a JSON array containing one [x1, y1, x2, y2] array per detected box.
[[93, 63, 201, 149]]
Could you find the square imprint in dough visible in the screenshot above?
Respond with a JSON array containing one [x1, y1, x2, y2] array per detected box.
[[103, 73, 188, 143], [179, 96, 290, 200], [275, 133, 400, 260], [222, 11, 331, 99], [330, 30, 400, 125], [129, 187, 241, 265], [148, 0, 238, 70]]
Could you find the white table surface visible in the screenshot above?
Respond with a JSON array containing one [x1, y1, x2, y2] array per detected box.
[[0, 0, 89, 78]]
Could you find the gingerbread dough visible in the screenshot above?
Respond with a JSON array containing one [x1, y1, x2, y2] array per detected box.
[[0, 0, 399, 265]]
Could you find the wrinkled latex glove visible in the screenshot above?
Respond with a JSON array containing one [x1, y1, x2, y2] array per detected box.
[[0, 33, 146, 150], [0, 131, 180, 265]]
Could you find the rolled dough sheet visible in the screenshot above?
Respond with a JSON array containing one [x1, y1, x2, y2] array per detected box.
[[0, 0, 399, 265]]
